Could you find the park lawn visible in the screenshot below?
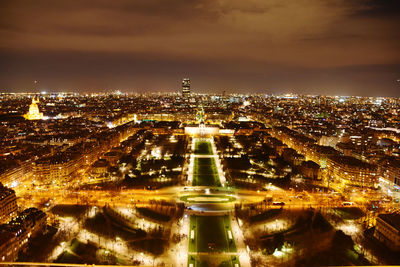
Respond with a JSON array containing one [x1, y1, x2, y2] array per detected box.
[[56, 239, 101, 264], [136, 207, 171, 222], [189, 215, 236, 253], [188, 255, 196, 267], [70, 238, 97, 256], [194, 158, 218, 172], [84, 212, 146, 240], [220, 256, 241, 267], [193, 174, 220, 186], [55, 251, 82, 264], [230, 255, 241, 267], [195, 140, 213, 155], [250, 208, 282, 223], [188, 255, 240, 267], [50, 204, 89, 217], [193, 158, 221, 186], [130, 238, 166, 255], [334, 207, 365, 220]]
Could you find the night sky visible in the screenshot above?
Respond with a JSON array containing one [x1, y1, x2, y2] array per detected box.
[[1, 0, 399, 96]]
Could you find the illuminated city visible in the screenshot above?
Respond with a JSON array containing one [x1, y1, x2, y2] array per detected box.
[[1, 1, 400, 267], [1, 90, 400, 266]]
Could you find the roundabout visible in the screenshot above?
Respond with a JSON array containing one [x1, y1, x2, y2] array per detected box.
[[180, 194, 236, 203]]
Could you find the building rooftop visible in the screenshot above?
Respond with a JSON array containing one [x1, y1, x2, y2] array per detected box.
[[92, 159, 109, 168], [329, 155, 375, 169], [0, 230, 14, 245], [301, 160, 320, 169], [378, 213, 400, 232], [0, 183, 15, 201]]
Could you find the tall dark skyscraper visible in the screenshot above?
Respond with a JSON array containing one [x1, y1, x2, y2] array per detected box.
[[182, 78, 190, 97]]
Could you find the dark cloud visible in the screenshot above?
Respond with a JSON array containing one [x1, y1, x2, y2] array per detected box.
[[352, 0, 400, 17], [0, 0, 399, 95]]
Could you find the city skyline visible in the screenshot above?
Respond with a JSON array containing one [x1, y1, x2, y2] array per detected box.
[[2, 1, 400, 266], [1, 0, 400, 96], [2, 92, 400, 265]]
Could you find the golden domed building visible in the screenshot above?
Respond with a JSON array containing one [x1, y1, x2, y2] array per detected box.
[[23, 97, 43, 120]]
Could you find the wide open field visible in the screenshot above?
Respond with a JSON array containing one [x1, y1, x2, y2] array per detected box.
[[195, 140, 213, 155], [189, 215, 236, 253], [193, 157, 221, 186]]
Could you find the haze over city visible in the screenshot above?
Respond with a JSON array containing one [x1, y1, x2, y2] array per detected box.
[[1, 0, 400, 96]]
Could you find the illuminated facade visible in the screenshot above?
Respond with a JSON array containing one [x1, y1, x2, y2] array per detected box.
[[327, 155, 377, 189], [23, 97, 43, 120], [0, 166, 24, 187], [33, 155, 82, 185], [0, 183, 17, 224], [374, 213, 400, 251], [185, 125, 220, 136], [378, 158, 400, 197], [107, 113, 137, 128], [0, 208, 47, 262], [182, 78, 190, 97]]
